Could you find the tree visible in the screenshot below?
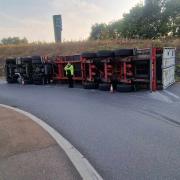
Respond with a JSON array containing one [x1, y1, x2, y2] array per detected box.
[[89, 0, 180, 39], [89, 23, 109, 40], [141, 0, 168, 38], [1, 37, 28, 45], [121, 4, 144, 38], [164, 0, 180, 36], [108, 20, 124, 39]]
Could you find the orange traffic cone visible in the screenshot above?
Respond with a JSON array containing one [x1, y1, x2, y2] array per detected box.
[[110, 84, 114, 93]]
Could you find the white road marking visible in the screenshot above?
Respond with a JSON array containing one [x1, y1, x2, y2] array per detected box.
[[0, 104, 103, 180], [149, 92, 173, 103], [164, 90, 180, 99]]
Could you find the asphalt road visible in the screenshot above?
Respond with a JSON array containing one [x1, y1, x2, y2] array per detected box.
[[0, 81, 180, 180]]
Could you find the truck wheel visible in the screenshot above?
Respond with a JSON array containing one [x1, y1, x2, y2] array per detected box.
[[114, 49, 134, 57], [81, 52, 97, 59], [83, 82, 98, 89], [33, 81, 40, 85], [116, 84, 133, 92], [97, 50, 114, 58], [32, 56, 42, 64], [6, 59, 16, 64], [34, 80, 42, 85], [32, 59, 42, 64], [7, 78, 15, 84], [21, 57, 32, 64], [99, 83, 111, 91], [24, 80, 32, 84], [32, 56, 41, 60]]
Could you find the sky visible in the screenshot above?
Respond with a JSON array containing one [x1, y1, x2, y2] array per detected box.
[[0, 0, 141, 42]]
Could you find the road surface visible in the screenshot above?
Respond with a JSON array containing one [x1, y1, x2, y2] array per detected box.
[[0, 81, 180, 180]]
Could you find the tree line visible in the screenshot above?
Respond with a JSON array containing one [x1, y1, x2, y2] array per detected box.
[[0, 37, 28, 45], [90, 0, 180, 40]]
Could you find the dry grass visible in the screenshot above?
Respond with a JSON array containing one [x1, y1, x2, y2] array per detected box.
[[0, 38, 179, 77], [0, 38, 179, 59]]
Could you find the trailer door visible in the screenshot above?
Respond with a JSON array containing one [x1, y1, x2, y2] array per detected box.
[[162, 48, 176, 89]]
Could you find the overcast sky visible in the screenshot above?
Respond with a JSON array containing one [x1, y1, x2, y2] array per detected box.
[[0, 0, 141, 42]]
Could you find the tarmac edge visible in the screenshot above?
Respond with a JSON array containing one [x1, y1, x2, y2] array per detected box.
[[0, 104, 103, 180]]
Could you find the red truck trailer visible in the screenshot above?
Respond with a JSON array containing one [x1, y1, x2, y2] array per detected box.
[[52, 47, 175, 92], [5, 47, 175, 92]]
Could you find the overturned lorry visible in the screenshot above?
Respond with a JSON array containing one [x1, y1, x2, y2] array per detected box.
[[5, 47, 176, 92], [5, 56, 54, 85]]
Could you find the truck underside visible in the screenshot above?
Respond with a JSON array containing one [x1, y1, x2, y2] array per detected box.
[[5, 47, 176, 92]]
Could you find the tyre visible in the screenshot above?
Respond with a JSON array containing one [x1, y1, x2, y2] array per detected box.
[[81, 52, 97, 59], [32, 56, 41, 60], [98, 83, 111, 91], [6, 59, 16, 64], [32, 56, 42, 64], [116, 84, 133, 92], [33, 80, 43, 85], [21, 57, 32, 64], [97, 50, 114, 58], [7, 78, 15, 84], [32, 59, 42, 64], [83, 82, 98, 89], [114, 49, 134, 57], [33, 81, 41, 85], [23, 79, 33, 84], [73, 55, 81, 61], [33, 77, 45, 85]]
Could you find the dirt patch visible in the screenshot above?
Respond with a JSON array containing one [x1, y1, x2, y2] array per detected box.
[[0, 107, 82, 180], [0, 107, 56, 159]]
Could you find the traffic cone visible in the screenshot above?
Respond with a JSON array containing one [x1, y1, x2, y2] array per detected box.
[[110, 84, 114, 93]]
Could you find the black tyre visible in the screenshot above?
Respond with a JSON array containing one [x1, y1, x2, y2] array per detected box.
[[99, 83, 111, 91], [32, 59, 42, 64], [117, 84, 133, 92], [81, 52, 97, 59], [7, 78, 15, 84], [32, 56, 42, 64], [114, 49, 134, 57], [6, 59, 16, 64], [21, 57, 32, 64], [32, 55, 41, 60], [33, 76, 45, 85], [83, 82, 98, 89], [73, 55, 81, 61], [33, 80, 44, 85], [97, 50, 114, 58], [33, 81, 41, 85], [23, 79, 33, 84]]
